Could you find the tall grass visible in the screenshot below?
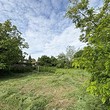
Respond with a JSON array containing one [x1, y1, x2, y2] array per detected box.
[[36, 66, 56, 73], [0, 69, 106, 110]]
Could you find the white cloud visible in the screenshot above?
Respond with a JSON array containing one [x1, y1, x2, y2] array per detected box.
[[0, 0, 87, 59], [30, 25, 86, 58]]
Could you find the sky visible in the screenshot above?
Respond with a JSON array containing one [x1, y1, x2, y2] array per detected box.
[[0, 0, 103, 59]]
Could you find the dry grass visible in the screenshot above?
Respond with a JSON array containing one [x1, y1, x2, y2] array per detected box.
[[0, 69, 91, 110]]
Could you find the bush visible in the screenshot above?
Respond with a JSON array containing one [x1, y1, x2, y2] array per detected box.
[[10, 64, 33, 73], [36, 66, 56, 73]]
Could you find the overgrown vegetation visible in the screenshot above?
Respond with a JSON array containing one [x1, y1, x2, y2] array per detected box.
[[0, 20, 34, 74], [37, 46, 75, 69], [66, 0, 110, 107], [0, 69, 106, 110], [0, 20, 28, 70], [0, 0, 110, 109], [36, 66, 56, 73]]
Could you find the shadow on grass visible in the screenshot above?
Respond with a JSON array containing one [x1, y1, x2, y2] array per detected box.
[[0, 71, 32, 81], [0, 70, 53, 81]]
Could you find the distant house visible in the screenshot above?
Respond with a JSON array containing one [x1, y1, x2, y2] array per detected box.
[[31, 59, 37, 67]]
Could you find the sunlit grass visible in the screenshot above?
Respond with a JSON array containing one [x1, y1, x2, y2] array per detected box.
[[0, 69, 105, 110]]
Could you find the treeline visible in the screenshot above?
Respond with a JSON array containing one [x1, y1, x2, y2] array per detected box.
[[0, 20, 79, 75], [37, 54, 71, 68], [0, 20, 32, 74], [37, 46, 77, 68]]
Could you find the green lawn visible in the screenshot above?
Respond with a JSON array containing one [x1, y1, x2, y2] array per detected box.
[[0, 69, 104, 110]]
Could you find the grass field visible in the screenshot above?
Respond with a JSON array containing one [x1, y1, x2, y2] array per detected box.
[[0, 69, 105, 110]]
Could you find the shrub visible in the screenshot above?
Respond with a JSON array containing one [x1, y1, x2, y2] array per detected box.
[[36, 66, 56, 73], [10, 64, 33, 73]]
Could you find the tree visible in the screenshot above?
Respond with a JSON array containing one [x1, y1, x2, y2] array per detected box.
[[66, 46, 75, 61], [28, 55, 32, 64], [50, 56, 57, 67], [72, 49, 84, 68], [37, 55, 57, 67], [0, 20, 28, 70], [67, 0, 110, 107], [57, 53, 70, 68], [74, 49, 83, 58], [37, 55, 51, 66]]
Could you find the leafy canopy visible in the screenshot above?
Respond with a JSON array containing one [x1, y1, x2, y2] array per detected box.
[[0, 20, 28, 69], [66, 0, 110, 107]]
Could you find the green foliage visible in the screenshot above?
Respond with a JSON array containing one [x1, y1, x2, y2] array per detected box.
[[20, 95, 49, 110], [67, 0, 110, 107], [37, 47, 75, 69], [50, 56, 57, 67], [28, 55, 32, 66], [10, 64, 33, 73], [37, 55, 57, 67], [68, 88, 107, 110], [74, 49, 83, 58], [57, 53, 71, 68], [66, 46, 75, 61], [0, 20, 28, 70], [37, 55, 51, 66], [72, 49, 84, 69], [36, 66, 56, 73]]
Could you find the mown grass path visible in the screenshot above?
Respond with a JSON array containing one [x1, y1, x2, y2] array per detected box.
[[0, 69, 103, 110]]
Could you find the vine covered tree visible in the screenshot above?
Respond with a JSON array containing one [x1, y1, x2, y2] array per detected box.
[[66, 0, 110, 107]]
